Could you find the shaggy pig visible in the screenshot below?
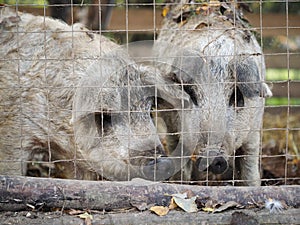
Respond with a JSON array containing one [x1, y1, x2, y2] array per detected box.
[[153, 0, 272, 185], [0, 8, 177, 181]]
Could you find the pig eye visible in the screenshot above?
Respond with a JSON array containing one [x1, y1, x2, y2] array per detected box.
[[168, 72, 198, 106], [94, 112, 112, 134], [183, 84, 198, 106], [229, 86, 244, 108]]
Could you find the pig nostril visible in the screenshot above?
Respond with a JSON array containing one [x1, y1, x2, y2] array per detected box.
[[208, 156, 228, 174]]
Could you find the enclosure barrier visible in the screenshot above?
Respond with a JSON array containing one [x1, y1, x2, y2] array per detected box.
[[0, 1, 299, 224]]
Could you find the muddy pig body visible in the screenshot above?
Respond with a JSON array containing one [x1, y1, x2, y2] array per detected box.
[[153, 0, 272, 185], [0, 8, 176, 181]]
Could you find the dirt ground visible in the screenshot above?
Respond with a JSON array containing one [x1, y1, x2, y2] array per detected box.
[[0, 208, 299, 225], [262, 112, 300, 185]]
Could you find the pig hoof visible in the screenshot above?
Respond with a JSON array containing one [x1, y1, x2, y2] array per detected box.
[[142, 158, 175, 181], [208, 156, 228, 174]]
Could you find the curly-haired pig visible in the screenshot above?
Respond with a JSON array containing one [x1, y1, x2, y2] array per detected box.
[[0, 7, 180, 181], [153, 0, 272, 185]]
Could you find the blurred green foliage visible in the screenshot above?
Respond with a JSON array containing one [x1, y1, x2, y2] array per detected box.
[[266, 69, 300, 106], [266, 69, 300, 81], [266, 97, 300, 106], [0, 0, 92, 5], [0, 0, 46, 6]]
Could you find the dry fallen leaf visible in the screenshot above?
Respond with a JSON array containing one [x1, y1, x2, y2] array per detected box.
[[213, 201, 239, 213], [168, 197, 178, 210], [150, 206, 169, 216], [172, 195, 198, 213], [205, 199, 219, 209], [202, 207, 214, 213], [77, 212, 93, 225], [67, 209, 85, 215], [162, 6, 170, 17], [202, 199, 218, 212], [77, 212, 93, 220]]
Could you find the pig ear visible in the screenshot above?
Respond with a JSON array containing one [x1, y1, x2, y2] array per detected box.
[[261, 83, 273, 98], [139, 65, 191, 108], [228, 57, 272, 98]]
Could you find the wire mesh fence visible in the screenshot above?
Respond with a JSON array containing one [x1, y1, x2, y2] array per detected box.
[[0, 0, 299, 222]]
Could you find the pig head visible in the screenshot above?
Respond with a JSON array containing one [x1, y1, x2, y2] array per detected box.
[[153, 0, 272, 185], [71, 58, 177, 181], [164, 49, 272, 186]]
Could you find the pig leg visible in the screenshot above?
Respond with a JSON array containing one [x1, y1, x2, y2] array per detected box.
[[235, 131, 261, 186]]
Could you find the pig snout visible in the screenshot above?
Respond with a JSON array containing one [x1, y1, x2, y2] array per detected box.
[[196, 150, 229, 175], [208, 155, 228, 174], [142, 157, 175, 181]]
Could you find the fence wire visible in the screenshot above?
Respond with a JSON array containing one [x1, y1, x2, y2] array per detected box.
[[0, 0, 299, 188]]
